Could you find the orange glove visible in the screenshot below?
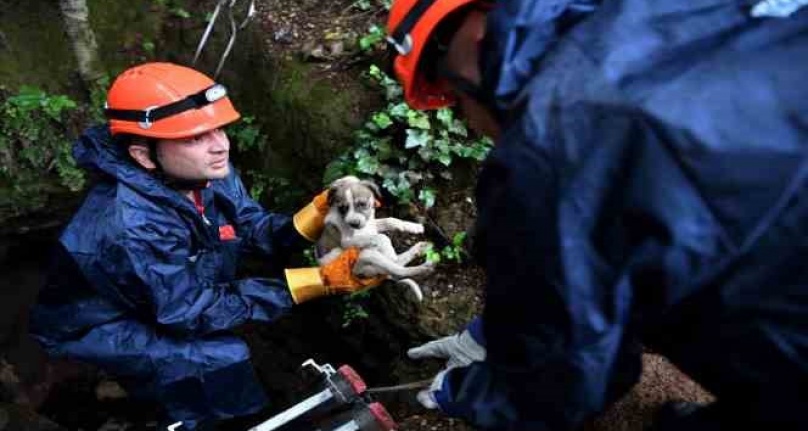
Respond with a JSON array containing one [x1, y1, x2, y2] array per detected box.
[[293, 189, 330, 241], [285, 247, 387, 304]]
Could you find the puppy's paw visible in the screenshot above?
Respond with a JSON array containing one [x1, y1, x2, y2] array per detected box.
[[413, 241, 432, 255], [418, 260, 437, 274], [403, 222, 425, 234]]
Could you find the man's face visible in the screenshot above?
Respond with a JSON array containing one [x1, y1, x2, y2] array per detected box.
[[441, 9, 501, 140], [156, 128, 230, 180]]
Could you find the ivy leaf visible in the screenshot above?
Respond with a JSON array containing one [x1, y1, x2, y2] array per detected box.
[[437, 153, 452, 166], [389, 103, 410, 119], [170, 7, 191, 18], [417, 146, 434, 163], [323, 158, 352, 184], [405, 129, 430, 148], [453, 231, 467, 247], [357, 154, 380, 174], [372, 112, 393, 129], [419, 188, 436, 209], [360, 25, 385, 51], [449, 119, 468, 137], [373, 138, 395, 160], [424, 244, 442, 263], [368, 65, 384, 81], [382, 175, 414, 203], [406, 110, 431, 130], [436, 108, 453, 127]]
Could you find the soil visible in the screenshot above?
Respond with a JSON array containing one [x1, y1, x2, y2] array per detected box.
[[257, 0, 389, 72]]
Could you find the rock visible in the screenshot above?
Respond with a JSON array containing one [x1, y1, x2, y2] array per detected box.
[[273, 25, 294, 44], [309, 44, 327, 60]]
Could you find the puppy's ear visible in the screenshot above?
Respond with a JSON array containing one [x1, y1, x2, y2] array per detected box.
[[360, 180, 382, 199], [326, 185, 339, 207]]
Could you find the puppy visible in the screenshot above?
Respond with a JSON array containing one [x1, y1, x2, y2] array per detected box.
[[316, 176, 433, 301]]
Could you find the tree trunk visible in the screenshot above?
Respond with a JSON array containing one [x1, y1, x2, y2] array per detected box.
[[58, 0, 105, 90]]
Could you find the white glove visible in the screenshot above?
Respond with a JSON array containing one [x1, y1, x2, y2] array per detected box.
[[407, 323, 486, 409]]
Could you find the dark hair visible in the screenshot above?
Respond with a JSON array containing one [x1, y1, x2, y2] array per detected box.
[[113, 133, 159, 169]]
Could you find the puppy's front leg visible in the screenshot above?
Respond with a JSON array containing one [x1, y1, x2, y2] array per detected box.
[[396, 241, 431, 266], [374, 218, 424, 234]]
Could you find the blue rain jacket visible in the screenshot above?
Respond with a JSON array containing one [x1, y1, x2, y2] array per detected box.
[[29, 125, 307, 429], [438, 0, 808, 429]]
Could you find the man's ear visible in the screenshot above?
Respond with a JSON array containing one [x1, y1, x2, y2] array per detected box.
[[128, 143, 157, 170]]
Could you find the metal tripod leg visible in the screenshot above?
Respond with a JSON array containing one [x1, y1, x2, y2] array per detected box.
[[192, 0, 257, 78]]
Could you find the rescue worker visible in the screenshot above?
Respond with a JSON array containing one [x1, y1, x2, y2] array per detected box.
[[28, 62, 383, 430], [386, 0, 808, 430]]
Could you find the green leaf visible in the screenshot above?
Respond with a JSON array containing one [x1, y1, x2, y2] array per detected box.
[[418, 188, 436, 209], [449, 119, 468, 137], [437, 152, 452, 166], [360, 25, 385, 52], [424, 244, 441, 263], [170, 7, 191, 18], [374, 138, 395, 160], [453, 231, 467, 247], [356, 153, 380, 174], [368, 64, 383, 81], [406, 110, 431, 129], [417, 146, 434, 163], [436, 108, 453, 127], [405, 129, 430, 148], [372, 112, 393, 129], [389, 103, 410, 119], [323, 158, 352, 184], [250, 183, 265, 201]]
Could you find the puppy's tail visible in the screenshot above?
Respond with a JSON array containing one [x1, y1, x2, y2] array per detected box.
[[395, 279, 423, 302]]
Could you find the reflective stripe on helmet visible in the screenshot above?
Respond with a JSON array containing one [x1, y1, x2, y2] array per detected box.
[[387, 0, 436, 55]]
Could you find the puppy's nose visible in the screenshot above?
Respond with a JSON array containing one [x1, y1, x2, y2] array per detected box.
[[349, 221, 362, 229]]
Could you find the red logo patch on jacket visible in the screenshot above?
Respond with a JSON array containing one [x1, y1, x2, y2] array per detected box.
[[219, 224, 237, 241]]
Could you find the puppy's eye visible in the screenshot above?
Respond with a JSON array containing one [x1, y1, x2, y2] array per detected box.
[[338, 204, 349, 214], [356, 201, 368, 209]]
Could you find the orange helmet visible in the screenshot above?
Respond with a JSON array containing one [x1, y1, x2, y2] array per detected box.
[[386, 0, 482, 110], [105, 62, 240, 139]]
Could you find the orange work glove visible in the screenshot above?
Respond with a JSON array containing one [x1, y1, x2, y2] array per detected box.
[[284, 247, 387, 304], [293, 189, 330, 242]]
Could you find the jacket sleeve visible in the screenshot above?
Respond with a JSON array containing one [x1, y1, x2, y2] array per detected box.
[[215, 167, 310, 259], [436, 107, 711, 429], [98, 224, 295, 338]]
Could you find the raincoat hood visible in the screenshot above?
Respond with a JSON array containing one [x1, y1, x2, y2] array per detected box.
[[481, 0, 598, 111], [72, 124, 197, 215]]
